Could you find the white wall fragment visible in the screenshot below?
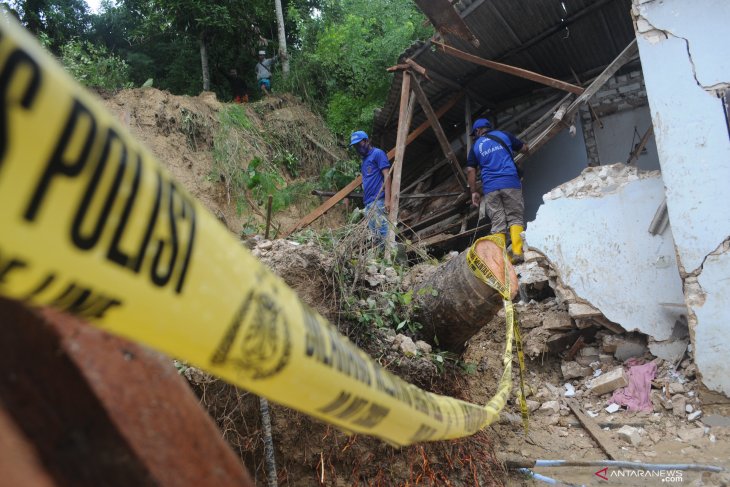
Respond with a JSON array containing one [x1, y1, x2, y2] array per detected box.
[[526, 165, 685, 341]]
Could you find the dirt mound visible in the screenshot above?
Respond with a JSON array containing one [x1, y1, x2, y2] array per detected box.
[[98, 88, 348, 236]]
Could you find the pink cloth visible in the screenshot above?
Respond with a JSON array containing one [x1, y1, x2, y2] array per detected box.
[[611, 359, 657, 412]]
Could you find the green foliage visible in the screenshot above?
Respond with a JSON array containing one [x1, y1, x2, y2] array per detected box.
[[320, 158, 359, 190], [60, 38, 132, 89], [212, 106, 312, 217], [280, 0, 432, 137], [9, 0, 91, 53]]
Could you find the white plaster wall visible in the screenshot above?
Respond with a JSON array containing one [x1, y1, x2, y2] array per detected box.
[[594, 107, 661, 171], [526, 176, 685, 341], [634, 0, 730, 274], [522, 120, 588, 222], [634, 0, 730, 395], [694, 250, 730, 396]]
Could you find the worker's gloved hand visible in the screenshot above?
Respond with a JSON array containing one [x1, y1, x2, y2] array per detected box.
[[471, 192, 481, 208]]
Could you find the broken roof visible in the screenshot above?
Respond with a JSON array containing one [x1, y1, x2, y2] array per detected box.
[[373, 0, 635, 186]]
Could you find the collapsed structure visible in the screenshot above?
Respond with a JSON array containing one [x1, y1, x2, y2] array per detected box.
[[294, 0, 729, 401]]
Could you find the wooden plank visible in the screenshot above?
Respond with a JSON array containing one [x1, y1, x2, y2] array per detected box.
[[311, 190, 461, 199], [410, 75, 468, 189], [626, 125, 653, 165], [404, 58, 493, 110], [281, 176, 362, 237], [284, 92, 464, 236], [433, 40, 585, 95], [566, 398, 622, 460], [417, 222, 491, 248], [514, 40, 639, 164], [388, 73, 415, 248], [386, 91, 464, 160]]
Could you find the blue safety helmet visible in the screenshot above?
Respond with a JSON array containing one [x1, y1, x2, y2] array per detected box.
[[349, 130, 369, 146], [471, 118, 492, 135]]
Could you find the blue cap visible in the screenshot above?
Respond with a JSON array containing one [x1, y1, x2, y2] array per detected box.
[[471, 118, 492, 135], [349, 130, 368, 145]]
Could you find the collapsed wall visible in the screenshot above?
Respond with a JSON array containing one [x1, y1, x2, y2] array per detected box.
[[525, 164, 688, 360], [632, 0, 730, 397]]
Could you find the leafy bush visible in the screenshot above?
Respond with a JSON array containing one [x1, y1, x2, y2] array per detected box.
[[60, 39, 132, 89], [320, 158, 360, 190]]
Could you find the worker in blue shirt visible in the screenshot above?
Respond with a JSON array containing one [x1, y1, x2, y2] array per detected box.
[[466, 119, 529, 260], [350, 130, 391, 244]]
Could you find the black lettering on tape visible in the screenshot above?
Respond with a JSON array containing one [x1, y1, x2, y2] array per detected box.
[[71, 126, 127, 250], [211, 289, 254, 365], [0, 255, 27, 284], [409, 424, 438, 443], [133, 169, 162, 273], [25, 99, 97, 221], [318, 392, 390, 430], [318, 391, 351, 414], [0, 47, 41, 166], [48, 281, 122, 320], [107, 153, 142, 268], [174, 196, 195, 294], [22, 273, 55, 300], [150, 180, 179, 287]]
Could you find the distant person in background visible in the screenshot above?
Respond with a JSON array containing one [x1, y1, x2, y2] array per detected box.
[[223, 68, 248, 103], [350, 130, 391, 246], [466, 118, 529, 261], [255, 50, 277, 94]]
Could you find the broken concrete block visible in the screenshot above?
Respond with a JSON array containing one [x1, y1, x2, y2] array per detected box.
[[648, 318, 690, 362], [688, 410, 702, 422], [576, 354, 600, 367], [526, 400, 541, 413], [542, 311, 573, 331], [568, 302, 602, 319], [652, 391, 672, 410], [672, 394, 687, 417], [547, 331, 581, 354], [393, 334, 418, 357], [580, 347, 599, 357], [618, 425, 642, 446], [605, 403, 621, 414], [668, 382, 686, 395], [415, 340, 432, 354], [589, 367, 628, 395], [677, 427, 704, 442], [561, 361, 592, 380], [614, 337, 648, 362], [539, 401, 560, 415], [601, 334, 621, 353]]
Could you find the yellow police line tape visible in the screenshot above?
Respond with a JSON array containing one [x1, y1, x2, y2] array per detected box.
[[0, 15, 527, 446]]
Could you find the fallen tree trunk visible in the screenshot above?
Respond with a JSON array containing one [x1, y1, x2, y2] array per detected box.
[[414, 239, 518, 353]]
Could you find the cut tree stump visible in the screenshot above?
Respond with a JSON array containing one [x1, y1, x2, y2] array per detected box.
[[414, 239, 518, 352]]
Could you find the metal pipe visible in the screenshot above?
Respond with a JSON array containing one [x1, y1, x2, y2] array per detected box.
[[517, 468, 582, 486]]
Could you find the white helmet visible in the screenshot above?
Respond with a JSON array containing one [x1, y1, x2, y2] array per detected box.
[[258, 50, 266, 56]]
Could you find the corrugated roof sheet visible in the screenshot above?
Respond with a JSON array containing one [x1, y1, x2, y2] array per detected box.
[[373, 0, 634, 186]]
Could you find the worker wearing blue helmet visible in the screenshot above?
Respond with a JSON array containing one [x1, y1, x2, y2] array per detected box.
[[466, 118, 529, 260], [350, 130, 391, 244]]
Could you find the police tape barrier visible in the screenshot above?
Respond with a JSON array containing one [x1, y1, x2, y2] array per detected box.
[[0, 15, 524, 446]]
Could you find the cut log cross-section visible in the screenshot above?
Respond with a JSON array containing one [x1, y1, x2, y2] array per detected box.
[[414, 239, 518, 352]]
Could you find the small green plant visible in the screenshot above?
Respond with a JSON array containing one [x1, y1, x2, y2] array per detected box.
[[275, 150, 300, 177], [60, 39, 132, 90], [320, 159, 360, 190]]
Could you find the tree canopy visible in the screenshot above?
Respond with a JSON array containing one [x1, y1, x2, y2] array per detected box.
[[3, 0, 432, 138]]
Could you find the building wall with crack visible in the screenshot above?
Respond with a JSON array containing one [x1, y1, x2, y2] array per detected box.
[[633, 0, 730, 396]]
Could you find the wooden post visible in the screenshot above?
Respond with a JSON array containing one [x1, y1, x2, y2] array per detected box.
[[464, 95, 473, 159], [282, 93, 463, 237], [410, 74, 468, 190], [432, 40, 585, 95], [264, 195, 273, 240], [387, 72, 415, 251], [627, 126, 653, 165]]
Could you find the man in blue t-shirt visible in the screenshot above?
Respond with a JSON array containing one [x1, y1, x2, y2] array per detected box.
[[466, 119, 529, 260], [350, 130, 391, 244]]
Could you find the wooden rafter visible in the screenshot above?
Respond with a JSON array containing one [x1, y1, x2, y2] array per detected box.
[[433, 40, 585, 95], [282, 91, 464, 236], [410, 74, 468, 190]]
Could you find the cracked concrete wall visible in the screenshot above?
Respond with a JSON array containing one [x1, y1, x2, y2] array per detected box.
[[526, 166, 686, 343], [633, 0, 730, 396]]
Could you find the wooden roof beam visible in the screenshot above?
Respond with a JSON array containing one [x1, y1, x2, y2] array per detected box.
[[433, 40, 585, 95]]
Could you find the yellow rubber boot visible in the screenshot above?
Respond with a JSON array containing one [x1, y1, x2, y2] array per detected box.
[[510, 225, 524, 257], [489, 233, 506, 249]]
